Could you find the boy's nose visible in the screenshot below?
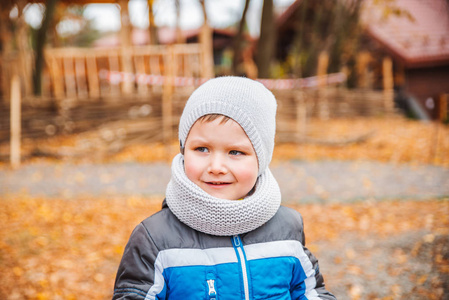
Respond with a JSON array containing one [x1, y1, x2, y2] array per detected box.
[[207, 154, 227, 174]]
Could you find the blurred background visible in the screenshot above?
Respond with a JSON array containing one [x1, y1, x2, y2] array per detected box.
[[0, 0, 448, 162], [0, 0, 448, 299]]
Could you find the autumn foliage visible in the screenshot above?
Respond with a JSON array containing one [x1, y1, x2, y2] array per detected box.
[[1, 196, 447, 299]]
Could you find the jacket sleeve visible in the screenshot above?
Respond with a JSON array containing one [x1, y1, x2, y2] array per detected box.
[[113, 222, 163, 300], [290, 213, 336, 300]]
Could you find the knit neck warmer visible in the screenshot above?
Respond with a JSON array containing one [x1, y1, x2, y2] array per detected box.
[[166, 154, 281, 236]]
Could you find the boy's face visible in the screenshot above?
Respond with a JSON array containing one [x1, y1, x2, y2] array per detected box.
[[184, 117, 258, 200]]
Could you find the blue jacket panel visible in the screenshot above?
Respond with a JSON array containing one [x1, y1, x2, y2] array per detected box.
[[113, 202, 336, 300]]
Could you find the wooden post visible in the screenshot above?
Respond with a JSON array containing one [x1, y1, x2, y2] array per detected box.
[[199, 23, 214, 79], [17, 0, 32, 97], [428, 93, 447, 164], [382, 56, 394, 113], [356, 51, 371, 89], [10, 75, 21, 169], [317, 51, 329, 86], [149, 54, 162, 93], [317, 51, 329, 120], [295, 91, 307, 140], [75, 56, 88, 98], [108, 52, 121, 96], [121, 47, 134, 95], [63, 56, 76, 98], [147, 0, 159, 45], [48, 56, 64, 99], [439, 93, 448, 122], [86, 55, 100, 98], [162, 45, 175, 143], [134, 55, 148, 96], [119, 0, 134, 94]]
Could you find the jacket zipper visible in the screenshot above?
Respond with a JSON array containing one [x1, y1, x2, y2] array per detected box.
[[232, 235, 249, 300], [206, 275, 217, 300]]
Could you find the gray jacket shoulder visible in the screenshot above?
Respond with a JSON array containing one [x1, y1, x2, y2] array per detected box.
[[243, 205, 305, 244]]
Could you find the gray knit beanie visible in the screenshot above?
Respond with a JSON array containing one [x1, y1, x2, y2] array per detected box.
[[179, 76, 277, 175]]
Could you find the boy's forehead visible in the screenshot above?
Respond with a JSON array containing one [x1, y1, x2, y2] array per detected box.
[[192, 115, 240, 132], [187, 116, 251, 142], [197, 114, 232, 124]]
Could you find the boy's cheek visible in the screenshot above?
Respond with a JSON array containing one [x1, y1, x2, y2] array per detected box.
[[184, 155, 200, 180]]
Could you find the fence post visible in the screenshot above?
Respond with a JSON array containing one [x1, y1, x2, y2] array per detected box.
[[48, 56, 65, 99], [162, 45, 175, 143], [295, 91, 307, 140], [10, 75, 21, 169], [356, 51, 371, 89], [86, 54, 100, 98], [119, 0, 134, 95], [317, 51, 329, 120], [382, 56, 394, 113], [199, 23, 214, 79], [439, 93, 448, 123]]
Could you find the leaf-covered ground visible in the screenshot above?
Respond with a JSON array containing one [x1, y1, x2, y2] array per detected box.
[[0, 196, 447, 299]]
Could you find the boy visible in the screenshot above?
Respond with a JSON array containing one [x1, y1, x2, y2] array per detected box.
[[113, 77, 336, 299]]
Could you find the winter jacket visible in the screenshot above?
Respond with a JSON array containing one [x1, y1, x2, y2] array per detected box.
[[113, 201, 336, 300]]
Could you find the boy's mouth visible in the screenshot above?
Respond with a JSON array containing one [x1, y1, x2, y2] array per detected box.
[[205, 181, 231, 186]]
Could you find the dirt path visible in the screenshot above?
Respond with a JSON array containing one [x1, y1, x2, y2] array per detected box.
[[2, 160, 448, 202]]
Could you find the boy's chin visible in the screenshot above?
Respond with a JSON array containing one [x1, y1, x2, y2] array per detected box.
[[203, 188, 244, 201]]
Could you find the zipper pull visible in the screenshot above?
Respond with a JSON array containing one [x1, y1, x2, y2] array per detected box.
[[207, 273, 217, 300], [207, 279, 216, 299]]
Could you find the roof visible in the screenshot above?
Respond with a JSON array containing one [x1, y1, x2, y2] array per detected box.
[[364, 0, 449, 68], [276, 0, 302, 30]]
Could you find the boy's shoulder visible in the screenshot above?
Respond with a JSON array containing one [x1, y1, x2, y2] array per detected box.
[[141, 202, 173, 224], [275, 205, 304, 225], [140, 203, 179, 236], [244, 205, 305, 244]]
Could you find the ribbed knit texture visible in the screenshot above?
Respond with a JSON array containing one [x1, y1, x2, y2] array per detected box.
[[178, 76, 277, 175], [166, 154, 281, 236]]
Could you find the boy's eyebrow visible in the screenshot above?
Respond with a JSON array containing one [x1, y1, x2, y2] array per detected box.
[[226, 141, 255, 152], [186, 138, 253, 150], [228, 141, 252, 148], [185, 136, 209, 144]]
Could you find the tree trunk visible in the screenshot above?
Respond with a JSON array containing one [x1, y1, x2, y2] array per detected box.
[[148, 0, 159, 45], [232, 0, 251, 75], [256, 0, 275, 78], [33, 0, 59, 96], [175, 0, 184, 43], [199, 0, 214, 78]]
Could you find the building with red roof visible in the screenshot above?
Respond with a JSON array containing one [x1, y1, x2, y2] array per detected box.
[[274, 0, 449, 119], [363, 0, 449, 119]]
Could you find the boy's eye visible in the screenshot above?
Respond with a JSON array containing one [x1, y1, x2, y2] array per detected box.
[[229, 150, 244, 156], [195, 147, 209, 153]]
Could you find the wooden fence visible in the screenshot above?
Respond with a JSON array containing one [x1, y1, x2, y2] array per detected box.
[[41, 43, 208, 143], [42, 44, 206, 100], [274, 87, 395, 143], [0, 45, 402, 165]]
